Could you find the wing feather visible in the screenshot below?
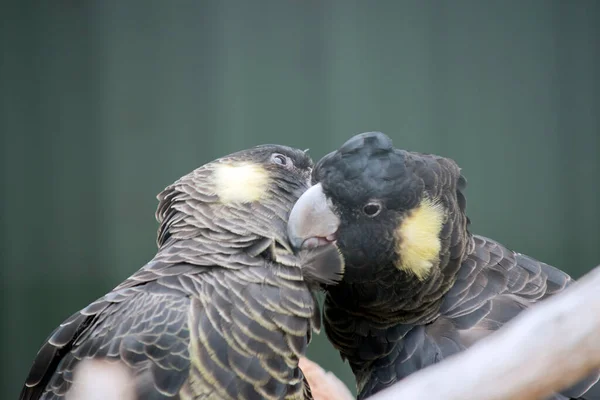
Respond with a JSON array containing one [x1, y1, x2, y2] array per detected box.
[[355, 235, 600, 399], [187, 265, 316, 400]]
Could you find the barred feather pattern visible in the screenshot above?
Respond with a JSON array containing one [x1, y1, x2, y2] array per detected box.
[[20, 145, 341, 400]]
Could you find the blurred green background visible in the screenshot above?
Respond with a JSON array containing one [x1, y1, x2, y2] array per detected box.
[[1, 1, 599, 398]]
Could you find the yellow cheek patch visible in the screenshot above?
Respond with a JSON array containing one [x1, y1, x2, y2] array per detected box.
[[395, 198, 445, 280], [213, 163, 269, 204]]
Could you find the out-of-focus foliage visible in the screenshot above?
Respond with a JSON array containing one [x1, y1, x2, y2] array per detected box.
[[1, 1, 599, 399]]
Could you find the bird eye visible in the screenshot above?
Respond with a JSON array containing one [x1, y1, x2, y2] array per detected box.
[[363, 202, 382, 217], [271, 153, 292, 168]]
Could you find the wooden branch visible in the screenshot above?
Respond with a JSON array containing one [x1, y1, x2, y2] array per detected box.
[[66, 360, 135, 400], [369, 265, 600, 400], [300, 357, 354, 400]]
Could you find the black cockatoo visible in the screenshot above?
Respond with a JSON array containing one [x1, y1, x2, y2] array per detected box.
[[287, 132, 599, 400], [21, 144, 344, 400]]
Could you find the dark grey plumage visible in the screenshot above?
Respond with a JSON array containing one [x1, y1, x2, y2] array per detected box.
[[287, 132, 599, 400], [20, 144, 344, 400]]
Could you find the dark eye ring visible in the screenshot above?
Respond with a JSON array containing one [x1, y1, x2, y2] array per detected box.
[[271, 153, 292, 168], [363, 202, 382, 217]]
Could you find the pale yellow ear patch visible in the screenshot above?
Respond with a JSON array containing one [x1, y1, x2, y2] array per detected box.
[[213, 163, 269, 204], [395, 198, 446, 280]]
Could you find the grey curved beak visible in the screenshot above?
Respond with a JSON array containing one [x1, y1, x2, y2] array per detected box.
[[287, 183, 340, 250]]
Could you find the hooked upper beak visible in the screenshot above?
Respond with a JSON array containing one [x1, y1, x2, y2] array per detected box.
[[288, 183, 340, 251]]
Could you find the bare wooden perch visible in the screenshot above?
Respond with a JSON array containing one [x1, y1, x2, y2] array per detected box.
[[300, 357, 354, 400], [68, 265, 600, 400], [66, 360, 135, 400]]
